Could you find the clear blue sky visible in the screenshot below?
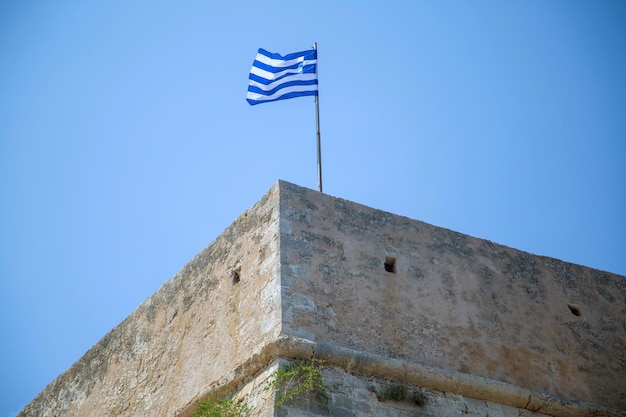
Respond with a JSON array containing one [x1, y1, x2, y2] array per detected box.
[[1, 1, 625, 415]]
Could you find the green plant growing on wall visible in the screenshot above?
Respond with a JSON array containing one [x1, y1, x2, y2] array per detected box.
[[266, 358, 329, 408], [373, 383, 428, 406], [379, 384, 406, 401], [191, 397, 251, 417]]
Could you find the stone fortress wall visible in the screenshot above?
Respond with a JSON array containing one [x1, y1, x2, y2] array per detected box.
[[19, 184, 284, 416], [19, 181, 625, 417]]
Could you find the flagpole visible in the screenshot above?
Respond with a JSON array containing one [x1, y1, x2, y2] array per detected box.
[[313, 42, 322, 193]]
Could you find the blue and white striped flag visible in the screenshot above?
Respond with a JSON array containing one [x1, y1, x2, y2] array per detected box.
[[246, 48, 318, 106]]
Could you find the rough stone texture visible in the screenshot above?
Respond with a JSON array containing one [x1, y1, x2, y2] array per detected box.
[[221, 357, 559, 417], [18, 180, 625, 417], [278, 181, 625, 410], [272, 364, 555, 417], [19, 184, 283, 417]]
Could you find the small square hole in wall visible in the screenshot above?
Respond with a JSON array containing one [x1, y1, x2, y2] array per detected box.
[[231, 267, 241, 285], [384, 256, 396, 273]]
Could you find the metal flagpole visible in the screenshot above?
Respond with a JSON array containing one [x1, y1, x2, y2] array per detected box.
[[313, 42, 322, 193]]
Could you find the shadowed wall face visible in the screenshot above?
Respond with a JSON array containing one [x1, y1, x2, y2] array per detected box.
[[278, 181, 626, 409]]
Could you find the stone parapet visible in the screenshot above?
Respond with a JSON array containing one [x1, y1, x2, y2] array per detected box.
[[19, 180, 625, 416], [19, 183, 283, 417], [277, 181, 625, 410]]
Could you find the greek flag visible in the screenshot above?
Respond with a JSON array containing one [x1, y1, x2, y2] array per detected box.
[[246, 48, 318, 106]]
